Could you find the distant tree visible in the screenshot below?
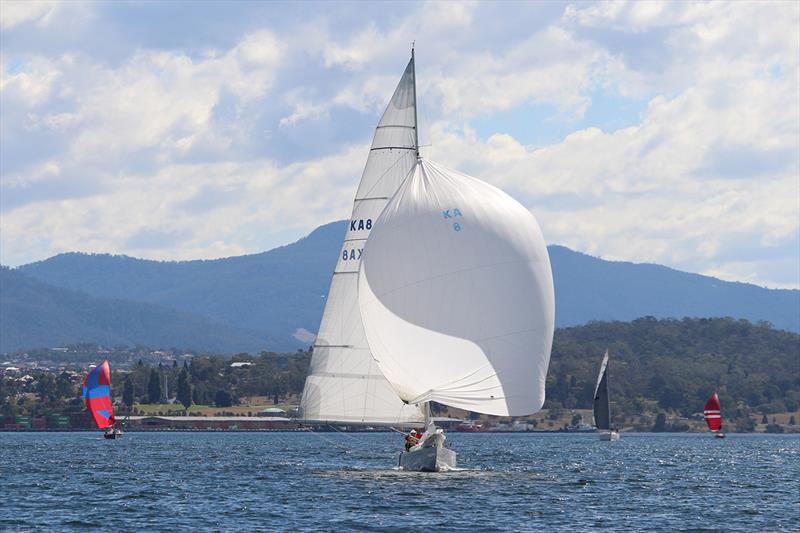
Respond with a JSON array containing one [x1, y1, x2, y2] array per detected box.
[[790, 415, 796, 426], [55, 371, 73, 398], [177, 369, 192, 410], [36, 373, 56, 402], [547, 403, 564, 421], [653, 412, 667, 432], [123, 378, 134, 409], [172, 360, 178, 369], [138, 359, 144, 367], [570, 414, 582, 426], [735, 416, 756, 433], [147, 369, 161, 403], [214, 390, 233, 408], [761, 414, 769, 424]]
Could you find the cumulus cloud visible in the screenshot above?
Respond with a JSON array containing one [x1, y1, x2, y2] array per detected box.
[[0, 0, 59, 30], [0, 0, 797, 290], [0, 55, 61, 107], [423, 1, 799, 288]]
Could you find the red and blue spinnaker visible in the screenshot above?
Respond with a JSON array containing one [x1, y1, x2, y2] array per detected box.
[[83, 360, 115, 429]]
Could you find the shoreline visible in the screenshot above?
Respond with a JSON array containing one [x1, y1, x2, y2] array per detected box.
[[2, 428, 796, 434]]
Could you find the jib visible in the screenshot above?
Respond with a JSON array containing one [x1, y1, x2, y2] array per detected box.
[[350, 219, 373, 231], [342, 248, 363, 261]]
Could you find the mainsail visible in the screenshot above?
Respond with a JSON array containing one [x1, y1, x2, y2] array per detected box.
[[704, 393, 722, 432], [593, 350, 611, 430], [83, 360, 115, 430], [299, 54, 424, 424], [358, 158, 555, 416]]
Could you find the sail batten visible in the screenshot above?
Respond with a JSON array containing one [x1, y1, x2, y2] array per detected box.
[[299, 55, 424, 425]]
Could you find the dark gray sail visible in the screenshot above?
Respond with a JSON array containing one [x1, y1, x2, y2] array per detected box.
[[593, 350, 611, 430]]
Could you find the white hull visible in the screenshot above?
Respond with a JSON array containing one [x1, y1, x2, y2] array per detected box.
[[399, 446, 457, 472], [103, 428, 123, 439], [599, 431, 619, 441]]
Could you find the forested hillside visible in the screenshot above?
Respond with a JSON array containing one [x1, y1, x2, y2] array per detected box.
[[545, 317, 799, 429], [4, 318, 796, 432]]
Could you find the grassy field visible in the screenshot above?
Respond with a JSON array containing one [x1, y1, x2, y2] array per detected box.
[[132, 404, 285, 416]]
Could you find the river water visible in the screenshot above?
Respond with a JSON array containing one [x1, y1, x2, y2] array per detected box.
[[1, 432, 797, 531]]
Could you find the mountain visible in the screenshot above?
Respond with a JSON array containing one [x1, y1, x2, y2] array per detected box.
[[18, 222, 342, 351], [12, 220, 800, 352], [548, 245, 799, 332], [0, 267, 268, 354]]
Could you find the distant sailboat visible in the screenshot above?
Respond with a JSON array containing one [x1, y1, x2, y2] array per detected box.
[[83, 360, 121, 439], [704, 392, 725, 438], [299, 49, 555, 472], [593, 350, 619, 441]]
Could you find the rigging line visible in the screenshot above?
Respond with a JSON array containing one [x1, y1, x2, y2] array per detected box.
[[299, 425, 352, 452], [358, 148, 415, 200], [328, 424, 359, 441]]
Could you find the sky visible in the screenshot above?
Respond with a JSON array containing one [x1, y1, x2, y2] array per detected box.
[[1, 0, 798, 289]]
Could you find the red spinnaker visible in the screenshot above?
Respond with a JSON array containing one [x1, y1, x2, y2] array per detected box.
[[704, 393, 722, 432], [83, 360, 115, 429]]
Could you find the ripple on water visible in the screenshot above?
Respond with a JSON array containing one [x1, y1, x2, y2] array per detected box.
[[1, 432, 798, 532]]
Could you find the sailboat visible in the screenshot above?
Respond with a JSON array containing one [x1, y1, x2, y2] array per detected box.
[[704, 392, 725, 438], [593, 350, 619, 441], [83, 360, 121, 439], [299, 49, 555, 472]]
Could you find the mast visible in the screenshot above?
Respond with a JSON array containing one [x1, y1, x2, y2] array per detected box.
[[411, 43, 419, 157], [606, 355, 612, 429], [605, 352, 611, 428]]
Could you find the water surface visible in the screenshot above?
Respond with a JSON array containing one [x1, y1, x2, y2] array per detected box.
[[1, 432, 797, 531]]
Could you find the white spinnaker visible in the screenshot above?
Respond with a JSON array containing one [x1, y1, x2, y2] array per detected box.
[[300, 57, 424, 425], [358, 159, 555, 416]]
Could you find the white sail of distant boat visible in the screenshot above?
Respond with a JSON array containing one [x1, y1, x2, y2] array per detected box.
[[299, 53, 424, 426], [593, 349, 619, 441], [300, 49, 555, 470]]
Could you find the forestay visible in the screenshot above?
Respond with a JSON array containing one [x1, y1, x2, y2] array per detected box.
[[358, 159, 555, 416], [299, 56, 424, 425]]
